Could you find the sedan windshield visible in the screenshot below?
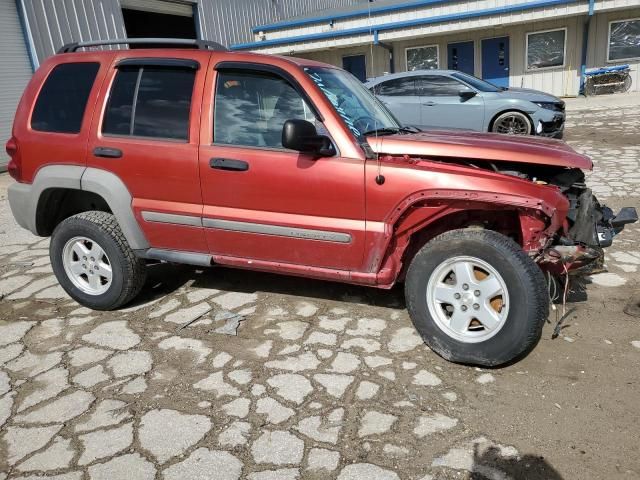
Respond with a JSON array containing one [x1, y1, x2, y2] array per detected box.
[[451, 72, 502, 92], [304, 67, 400, 137]]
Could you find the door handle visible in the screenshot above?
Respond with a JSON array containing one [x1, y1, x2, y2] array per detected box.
[[93, 147, 122, 158], [422, 101, 436, 106], [209, 158, 249, 172]]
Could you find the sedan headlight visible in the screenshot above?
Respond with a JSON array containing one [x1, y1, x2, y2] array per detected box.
[[534, 101, 564, 112]]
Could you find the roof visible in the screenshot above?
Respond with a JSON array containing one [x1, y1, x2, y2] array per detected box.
[[364, 69, 458, 85]]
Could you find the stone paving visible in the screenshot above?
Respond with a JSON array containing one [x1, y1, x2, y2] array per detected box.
[[0, 105, 639, 479]]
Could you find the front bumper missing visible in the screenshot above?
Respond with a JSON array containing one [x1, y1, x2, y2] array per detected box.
[[538, 191, 638, 275]]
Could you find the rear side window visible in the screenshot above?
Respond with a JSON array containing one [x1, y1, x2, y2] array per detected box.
[[31, 62, 99, 133], [374, 77, 417, 96], [418, 75, 464, 96], [103, 66, 195, 141]]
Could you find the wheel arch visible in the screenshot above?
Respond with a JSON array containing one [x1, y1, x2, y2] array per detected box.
[[372, 190, 555, 287], [26, 166, 149, 249], [488, 108, 534, 133]]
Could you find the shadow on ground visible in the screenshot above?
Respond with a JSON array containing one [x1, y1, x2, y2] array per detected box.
[[126, 261, 407, 311], [471, 445, 564, 480]]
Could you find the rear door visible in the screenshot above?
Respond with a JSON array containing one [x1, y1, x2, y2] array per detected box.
[[417, 74, 484, 131], [87, 51, 210, 253], [372, 76, 422, 127], [198, 63, 366, 270]]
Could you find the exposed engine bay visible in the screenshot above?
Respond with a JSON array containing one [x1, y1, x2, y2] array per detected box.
[[488, 162, 638, 276]]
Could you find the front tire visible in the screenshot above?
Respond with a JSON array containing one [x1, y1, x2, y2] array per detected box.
[[404, 229, 548, 366], [50, 211, 147, 310], [491, 111, 532, 135]]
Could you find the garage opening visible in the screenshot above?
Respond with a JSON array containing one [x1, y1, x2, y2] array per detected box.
[[121, 0, 197, 48]]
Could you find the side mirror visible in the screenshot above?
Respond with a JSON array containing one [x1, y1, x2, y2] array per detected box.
[[282, 119, 335, 157], [459, 89, 477, 100]]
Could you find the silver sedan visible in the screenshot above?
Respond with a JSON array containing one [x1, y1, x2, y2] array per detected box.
[[365, 70, 565, 138]]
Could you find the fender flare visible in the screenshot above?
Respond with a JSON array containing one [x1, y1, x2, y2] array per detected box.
[[80, 167, 149, 249], [14, 165, 149, 250]]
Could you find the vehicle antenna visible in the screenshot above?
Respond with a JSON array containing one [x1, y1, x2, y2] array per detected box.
[[367, 0, 385, 185]]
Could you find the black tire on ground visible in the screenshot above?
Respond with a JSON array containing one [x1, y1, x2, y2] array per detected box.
[[404, 229, 548, 367], [50, 211, 147, 310]]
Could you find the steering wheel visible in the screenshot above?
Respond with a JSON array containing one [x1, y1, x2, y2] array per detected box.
[[353, 116, 378, 134]]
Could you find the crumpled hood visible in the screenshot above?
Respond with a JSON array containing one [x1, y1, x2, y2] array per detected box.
[[367, 130, 592, 170]]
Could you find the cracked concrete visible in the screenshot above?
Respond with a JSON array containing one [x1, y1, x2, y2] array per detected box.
[[1, 105, 640, 479]]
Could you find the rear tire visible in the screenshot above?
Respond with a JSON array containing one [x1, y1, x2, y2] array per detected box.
[[404, 229, 548, 366], [50, 211, 147, 310]]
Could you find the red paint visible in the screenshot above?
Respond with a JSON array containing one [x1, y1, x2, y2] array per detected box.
[[11, 49, 591, 287]]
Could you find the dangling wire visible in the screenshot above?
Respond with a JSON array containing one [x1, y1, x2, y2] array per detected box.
[[367, 1, 383, 185]]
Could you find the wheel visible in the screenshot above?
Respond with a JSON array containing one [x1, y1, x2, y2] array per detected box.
[[50, 211, 147, 310], [404, 229, 548, 366], [491, 111, 532, 135], [622, 75, 632, 93]]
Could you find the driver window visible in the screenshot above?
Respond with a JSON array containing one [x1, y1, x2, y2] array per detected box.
[[214, 70, 315, 149]]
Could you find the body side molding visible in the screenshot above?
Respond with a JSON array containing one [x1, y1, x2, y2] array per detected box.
[[202, 218, 352, 243]]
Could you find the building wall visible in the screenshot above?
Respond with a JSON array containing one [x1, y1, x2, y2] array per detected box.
[[198, 0, 366, 47], [587, 7, 640, 93], [21, 0, 127, 66], [392, 16, 586, 96], [19, 0, 366, 64], [303, 9, 640, 97]]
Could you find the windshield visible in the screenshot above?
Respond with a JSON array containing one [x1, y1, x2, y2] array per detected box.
[[304, 67, 400, 137], [451, 72, 502, 92]]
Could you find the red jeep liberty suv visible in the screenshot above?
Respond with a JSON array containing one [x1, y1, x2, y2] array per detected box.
[[6, 39, 637, 366]]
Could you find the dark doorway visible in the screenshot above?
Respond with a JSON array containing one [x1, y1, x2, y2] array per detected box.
[[122, 8, 196, 48], [342, 55, 367, 82]]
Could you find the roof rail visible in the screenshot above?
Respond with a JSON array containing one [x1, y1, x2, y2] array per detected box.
[[57, 38, 228, 54]]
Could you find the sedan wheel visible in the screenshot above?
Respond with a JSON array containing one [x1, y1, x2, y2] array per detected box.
[[492, 111, 532, 135]]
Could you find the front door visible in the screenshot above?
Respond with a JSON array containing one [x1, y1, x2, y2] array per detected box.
[[448, 41, 475, 75], [417, 74, 484, 131], [343, 55, 367, 82], [198, 65, 366, 270], [481, 36, 510, 88]]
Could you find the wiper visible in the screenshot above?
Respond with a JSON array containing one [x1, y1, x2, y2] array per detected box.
[[399, 125, 421, 133], [362, 127, 400, 136]]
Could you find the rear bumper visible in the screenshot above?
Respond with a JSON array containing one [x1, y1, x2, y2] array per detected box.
[[8, 181, 37, 234]]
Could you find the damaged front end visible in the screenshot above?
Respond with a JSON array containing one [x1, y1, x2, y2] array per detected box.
[[532, 168, 638, 276]]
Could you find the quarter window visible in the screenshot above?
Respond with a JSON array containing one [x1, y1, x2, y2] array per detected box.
[[406, 45, 439, 71], [608, 19, 640, 61], [103, 66, 195, 141], [214, 70, 315, 149], [418, 75, 465, 96], [526, 28, 566, 70], [31, 62, 99, 133], [374, 77, 418, 96]]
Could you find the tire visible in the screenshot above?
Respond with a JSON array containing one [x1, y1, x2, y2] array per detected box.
[[50, 211, 147, 310], [491, 111, 532, 135], [404, 229, 548, 367]]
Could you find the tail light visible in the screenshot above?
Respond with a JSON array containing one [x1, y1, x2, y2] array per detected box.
[[5, 137, 22, 182]]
